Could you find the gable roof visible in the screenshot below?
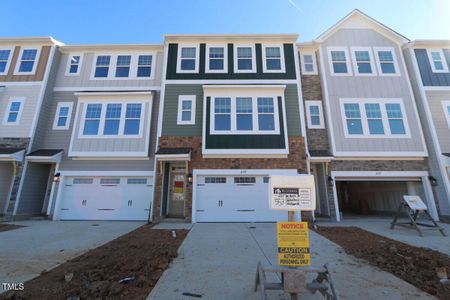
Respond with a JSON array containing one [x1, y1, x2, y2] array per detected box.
[[315, 9, 409, 44]]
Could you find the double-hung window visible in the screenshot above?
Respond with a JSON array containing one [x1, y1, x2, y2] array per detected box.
[[235, 45, 255, 72], [124, 103, 142, 135], [301, 52, 317, 75], [236, 97, 253, 130], [137, 55, 152, 77], [427, 49, 449, 73], [214, 98, 231, 131], [206, 46, 226, 72], [177, 46, 198, 72], [16, 48, 39, 74], [53, 102, 73, 130], [0, 49, 12, 74], [66, 54, 82, 75], [305, 101, 324, 129], [374, 47, 399, 75], [115, 55, 131, 77], [341, 99, 408, 137], [3, 98, 25, 125], [328, 47, 351, 75], [263, 46, 284, 72], [83, 104, 102, 135], [177, 95, 196, 125], [104, 104, 122, 135], [351, 47, 375, 75], [257, 98, 275, 131], [94, 55, 110, 78]]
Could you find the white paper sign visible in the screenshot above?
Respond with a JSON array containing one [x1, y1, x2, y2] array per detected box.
[[403, 195, 427, 210], [270, 175, 316, 211]]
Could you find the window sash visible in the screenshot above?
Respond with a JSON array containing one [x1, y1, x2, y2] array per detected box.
[[115, 55, 131, 77], [0, 50, 11, 73], [68, 55, 81, 74], [180, 47, 197, 71], [18, 49, 37, 73], [137, 55, 152, 77], [95, 55, 110, 77]]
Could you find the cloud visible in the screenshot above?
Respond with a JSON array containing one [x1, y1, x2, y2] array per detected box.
[[287, 0, 304, 13]]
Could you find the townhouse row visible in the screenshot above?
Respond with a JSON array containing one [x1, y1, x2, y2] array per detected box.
[[0, 10, 449, 223]]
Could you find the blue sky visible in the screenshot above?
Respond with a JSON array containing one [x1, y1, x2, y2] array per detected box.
[[1, 0, 449, 44]]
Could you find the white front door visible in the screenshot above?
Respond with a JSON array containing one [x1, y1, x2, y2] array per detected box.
[[195, 175, 287, 222]]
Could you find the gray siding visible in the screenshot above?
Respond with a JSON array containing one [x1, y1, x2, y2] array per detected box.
[[415, 49, 450, 86], [321, 28, 425, 153], [0, 85, 42, 138], [17, 162, 50, 214], [0, 162, 13, 213], [426, 90, 450, 153], [54, 51, 163, 88]]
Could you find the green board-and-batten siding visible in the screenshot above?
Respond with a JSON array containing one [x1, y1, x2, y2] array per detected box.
[[166, 43, 297, 80], [161, 84, 301, 137]]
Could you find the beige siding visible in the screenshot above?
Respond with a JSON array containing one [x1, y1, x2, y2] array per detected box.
[[54, 51, 163, 88], [0, 85, 42, 138], [321, 28, 426, 153], [0, 46, 50, 82], [425, 90, 450, 153]]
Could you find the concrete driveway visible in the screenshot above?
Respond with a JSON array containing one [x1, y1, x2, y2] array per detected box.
[[0, 220, 144, 291], [148, 223, 433, 300]]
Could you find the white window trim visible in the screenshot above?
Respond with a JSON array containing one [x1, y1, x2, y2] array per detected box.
[[427, 48, 449, 73], [262, 44, 285, 73], [300, 51, 318, 75], [90, 52, 155, 80], [205, 44, 228, 73], [305, 100, 325, 129], [2, 97, 25, 125], [327, 47, 352, 76], [13, 46, 41, 75], [176, 44, 200, 73], [78, 100, 146, 139], [65, 53, 83, 76], [339, 98, 410, 139], [209, 95, 281, 135], [177, 95, 196, 125], [52, 102, 74, 130], [234, 44, 256, 73], [0, 46, 14, 75], [350, 47, 377, 76], [373, 47, 400, 77], [441, 100, 450, 130]]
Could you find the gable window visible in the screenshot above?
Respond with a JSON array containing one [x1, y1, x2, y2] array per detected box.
[[0, 49, 12, 74], [94, 55, 110, 77], [177, 46, 199, 73], [301, 52, 317, 75], [206, 46, 227, 73], [214, 97, 231, 131], [236, 97, 253, 130], [257, 97, 275, 131], [83, 104, 102, 135], [137, 55, 152, 77], [328, 47, 351, 75], [66, 54, 82, 76], [53, 102, 73, 130], [16, 48, 39, 74], [374, 47, 399, 75], [235, 45, 256, 73], [427, 49, 449, 73], [104, 104, 122, 135], [115, 55, 131, 77], [340, 99, 409, 138], [351, 48, 375, 75], [177, 95, 196, 125], [305, 101, 324, 129], [263, 46, 284, 72], [124, 103, 142, 135], [3, 98, 25, 125]]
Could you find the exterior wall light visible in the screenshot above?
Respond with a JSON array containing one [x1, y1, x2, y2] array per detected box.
[[53, 172, 61, 183], [428, 176, 438, 186], [187, 173, 193, 184]]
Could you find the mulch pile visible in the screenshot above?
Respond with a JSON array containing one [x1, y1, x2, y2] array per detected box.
[[1, 225, 188, 300], [0, 224, 25, 232], [315, 226, 450, 300]]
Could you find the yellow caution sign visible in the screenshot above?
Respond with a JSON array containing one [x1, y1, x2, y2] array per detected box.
[[277, 222, 310, 266]]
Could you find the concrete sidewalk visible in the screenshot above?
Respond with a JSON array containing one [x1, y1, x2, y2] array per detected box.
[[0, 220, 144, 291], [148, 223, 433, 300]]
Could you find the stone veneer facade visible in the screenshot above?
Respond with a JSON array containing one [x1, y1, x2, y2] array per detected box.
[[152, 136, 307, 223]]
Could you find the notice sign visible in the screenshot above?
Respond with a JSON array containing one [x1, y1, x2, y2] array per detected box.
[[270, 175, 315, 211], [277, 222, 310, 266], [403, 195, 427, 210]]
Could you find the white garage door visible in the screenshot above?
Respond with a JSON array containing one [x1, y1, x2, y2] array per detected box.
[[195, 175, 287, 222], [59, 176, 153, 221]]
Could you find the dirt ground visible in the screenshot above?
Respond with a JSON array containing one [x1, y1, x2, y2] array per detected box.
[[1, 225, 188, 300], [316, 226, 450, 300], [0, 224, 25, 232]]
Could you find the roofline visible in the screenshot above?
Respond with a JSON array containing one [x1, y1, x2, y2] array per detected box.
[[0, 36, 63, 45], [164, 33, 299, 42], [314, 9, 409, 44], [405, 39, 450, 48], [59, 44, 164, 52]]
